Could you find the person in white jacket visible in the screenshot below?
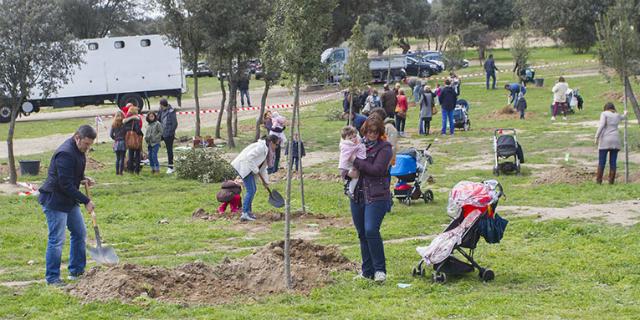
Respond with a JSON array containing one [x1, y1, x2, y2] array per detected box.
[[551, 76, 569, 121], [231, 135, 279, 221]]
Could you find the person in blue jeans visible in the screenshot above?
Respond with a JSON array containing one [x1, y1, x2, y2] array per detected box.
[[439, 79, 459, 135], [231, 135, 279, 221], [38, 125, 97, 286], [238, 76, 251, 107], [504, 83, 526, 108], [145, 112, 164, 174], [349, 116, 393, 283], [484, 54, 499, 90]]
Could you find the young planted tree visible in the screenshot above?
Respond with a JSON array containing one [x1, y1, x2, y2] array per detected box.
[[596, 0, 640, 183], [511, 28, 530, 81], [443, 35, 466, 71], [0, 0, 83, 184], [255, 18, 283, 142], [345, 17, 370, 124], [159, 0, 207, 137], [210, 56, 227, 139], [265, 0, 338, 289]]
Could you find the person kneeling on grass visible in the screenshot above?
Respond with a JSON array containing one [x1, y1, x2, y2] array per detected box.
[[217, 179, 243, 215], [230, 135, 279, 222]]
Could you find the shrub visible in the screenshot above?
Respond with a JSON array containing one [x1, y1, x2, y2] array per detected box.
[[325, 108, 344, 121], [175, 148, 237, 183]]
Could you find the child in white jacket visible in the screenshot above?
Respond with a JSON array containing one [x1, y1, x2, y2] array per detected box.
[[339, 126, 366, 197]]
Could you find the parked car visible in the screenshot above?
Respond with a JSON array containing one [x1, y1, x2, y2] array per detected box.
[[185, 61, 215, 77], [415, 51, 469, 70]]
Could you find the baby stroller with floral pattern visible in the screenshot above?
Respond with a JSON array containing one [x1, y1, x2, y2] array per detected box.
[[412, 180, 508, 283]]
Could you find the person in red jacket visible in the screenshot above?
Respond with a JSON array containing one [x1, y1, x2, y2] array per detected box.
[[395, 89, 408, 136]]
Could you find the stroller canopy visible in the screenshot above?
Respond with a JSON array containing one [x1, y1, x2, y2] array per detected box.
[[390, 154, 417, 177], [447, 181, 500, 219]]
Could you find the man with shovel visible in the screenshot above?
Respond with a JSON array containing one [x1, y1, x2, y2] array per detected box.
[[39, 125, 96, 286]]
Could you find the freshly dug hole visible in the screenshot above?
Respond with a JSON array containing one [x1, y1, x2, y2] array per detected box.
[[67, 239, 356, 304], [533, 166, 593, 185]]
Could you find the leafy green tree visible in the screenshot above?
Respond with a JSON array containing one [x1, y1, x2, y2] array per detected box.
[[58, 0, 136, 38], [158, 0, 207, 137], [460, 22, 496, 63], [596, 0, 640, 182], [560, 0, 613, 53], [199, 0, 271, 147], [265, 0, 338, 289], [364, 22, 392, 55], [345, 17, 370, 122], [0, 0, 83, 184]]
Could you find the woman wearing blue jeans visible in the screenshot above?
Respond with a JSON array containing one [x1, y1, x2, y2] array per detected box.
[[349, 116, 393, 283], [231, 135, 279, 221], [595, 102, 627, 184]]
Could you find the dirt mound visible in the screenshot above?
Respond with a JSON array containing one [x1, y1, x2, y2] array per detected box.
[[533, 166, 593, 185], [601, 91, 624, 102], [67, 239, 356, 304], [86, 157, 105, 170]]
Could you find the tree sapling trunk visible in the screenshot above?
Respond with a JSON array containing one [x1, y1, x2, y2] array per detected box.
[[255, 79, 271, 141], [215, 77, 226, 139]]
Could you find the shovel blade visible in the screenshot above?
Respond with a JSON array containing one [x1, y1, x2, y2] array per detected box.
[[89, 246, 119, 265], [269, 190, 285, 208]]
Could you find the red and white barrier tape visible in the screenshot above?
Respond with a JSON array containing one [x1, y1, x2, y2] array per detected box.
[[429, 59, 598, 81], [175, 91, 340, 116]]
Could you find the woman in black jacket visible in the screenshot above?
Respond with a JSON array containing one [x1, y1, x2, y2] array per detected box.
[[123, 106, 144, 174]]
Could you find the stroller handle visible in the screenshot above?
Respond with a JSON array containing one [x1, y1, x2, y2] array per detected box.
[[494, 128, 517, 135]]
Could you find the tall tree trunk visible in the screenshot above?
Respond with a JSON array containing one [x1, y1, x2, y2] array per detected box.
[[623, 76, 629, 183], [7, 101, 20, 185], [215, 77, 226, 139], [233, 97, 238, 137], [255, 79, 271, 141], [226, 60, 236, 148], [284, 73, 301, 290], [193, 57, 201, 137], [624, 76, 640, 126], [398, 38, 410, 54], [295, 97, 306, 214]]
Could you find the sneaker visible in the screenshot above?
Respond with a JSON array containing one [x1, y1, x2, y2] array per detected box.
[[67, 273, 83, 281], [47, 280, 66, 287], [353, 272, 372, 281], [240, 212, 255, 222], [374, 271, 386, 283], [551, 116, 556, 121], [166, 167, 175, 174], [562, 116, 567, 121], [248, 212, 257, 220]]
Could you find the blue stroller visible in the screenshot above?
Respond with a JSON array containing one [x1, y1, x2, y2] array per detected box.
[[390, 145, 434, 206], [453, 99, 470, 131]]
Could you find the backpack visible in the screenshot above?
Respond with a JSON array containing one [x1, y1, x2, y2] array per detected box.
[[125, 121, 142, 150]]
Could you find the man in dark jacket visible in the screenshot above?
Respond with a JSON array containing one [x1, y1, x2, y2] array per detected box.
[[238, 76, 251, 107], [439, 79, 459, 135], [39, 125, 97, 286], [158, 98, 178, 174], [381, 83, 397, 120], [484, 54, 499, 90]]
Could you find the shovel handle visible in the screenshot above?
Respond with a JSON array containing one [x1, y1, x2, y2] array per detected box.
[[83, 183, 100, 233], [257, 173, 271, 194]]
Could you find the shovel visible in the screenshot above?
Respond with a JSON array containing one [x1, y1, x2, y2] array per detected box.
[[84, 184, 119, 265], [257, 173, 285, 208]]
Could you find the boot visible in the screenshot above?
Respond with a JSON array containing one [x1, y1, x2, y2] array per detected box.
[[608, 169, 617, 185], [596, 167, 604, 184]]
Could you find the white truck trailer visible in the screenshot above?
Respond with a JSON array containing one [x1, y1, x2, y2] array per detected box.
[[0, 34, 186, 123]]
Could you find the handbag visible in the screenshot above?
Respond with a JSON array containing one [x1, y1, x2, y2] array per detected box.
[[125, 122, 142, 150], [395, 105, 406, 118], [432, 105, 438, 115], [478, 213, 509, 244]]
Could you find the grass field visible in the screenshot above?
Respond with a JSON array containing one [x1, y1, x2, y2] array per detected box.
[[1, 47, 640, 319]]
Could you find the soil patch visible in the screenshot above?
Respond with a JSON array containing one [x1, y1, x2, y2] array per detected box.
[[533, 166, 593, 185], [86, 157, 105, 170], [67, 239, 356, 304], [601, 91, 624, 103], [501, 200, 640, 226]]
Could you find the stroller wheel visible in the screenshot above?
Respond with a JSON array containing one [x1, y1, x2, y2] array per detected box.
[[423, 190, 434, 203], [463, 121, 470, 131], [432, 272, 447, 283], [479, 268, 495, 282], [493, 167, 500, 176], [412, 266, 425, 277], [404, 197, 412, 206]]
